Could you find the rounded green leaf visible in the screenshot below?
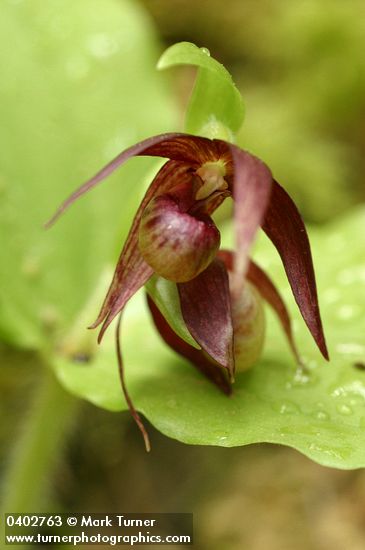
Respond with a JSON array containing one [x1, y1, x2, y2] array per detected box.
[[54, 208, 365, 469], [0, 0, 176, 349], [158, 42, 244, 139]]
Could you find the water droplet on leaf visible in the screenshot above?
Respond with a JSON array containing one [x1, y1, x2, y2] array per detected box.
[[336, 404, 353, 416], [314, 410, 330, 421], [273, 401, 300, 415], [292, 369, 317, 387], [331, 380, 365, 401]]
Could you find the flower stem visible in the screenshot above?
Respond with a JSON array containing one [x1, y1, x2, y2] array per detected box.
[[1, 366, 78, 516]]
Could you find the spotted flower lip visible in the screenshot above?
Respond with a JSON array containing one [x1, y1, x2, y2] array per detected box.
[[47, 131, 329, 449]]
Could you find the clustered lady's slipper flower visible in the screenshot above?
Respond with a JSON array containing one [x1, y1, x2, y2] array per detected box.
[[47, 132, 328, 450]]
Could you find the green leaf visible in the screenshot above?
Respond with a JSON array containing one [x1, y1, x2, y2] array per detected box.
[[145, 275, 200, 349], [158, 42, 244, 139], [54, 208, 365, 469], [0, 0, 176, 349]]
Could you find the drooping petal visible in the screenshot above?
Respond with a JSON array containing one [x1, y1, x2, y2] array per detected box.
[[222, 143, 273, 297], [178, 258, 235, 380], [147, 295, 231, 395], [262, 180, 329, 360], [218, 250, 301, 365], [94, 160, 194, 341], [45, 133, 223, 227]]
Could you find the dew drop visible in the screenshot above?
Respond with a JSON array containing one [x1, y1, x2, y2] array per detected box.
[[285, 368, 317, 389], [200, 47, 210, 56], [331, 380, 365, 401], [336, 404, 353, 416], [309, 443, 341, 459], [273, 401, 300, 415], [314, 410, 330, 421], [292, 369, 317, 387]]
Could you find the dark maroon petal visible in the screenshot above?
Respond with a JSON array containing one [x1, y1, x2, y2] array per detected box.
[[45, 133, 222, 227], [225, 144, 273, 297], [147, 295, 231, 395], [262, 180, 329, 360], [178, 258, 235, 379], [93, 161, 194, 341]]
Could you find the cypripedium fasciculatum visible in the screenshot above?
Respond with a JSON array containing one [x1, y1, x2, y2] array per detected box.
[[47, 131, 328, 450]]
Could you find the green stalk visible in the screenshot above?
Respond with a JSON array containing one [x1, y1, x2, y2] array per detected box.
[[1, 366, 78, 516]]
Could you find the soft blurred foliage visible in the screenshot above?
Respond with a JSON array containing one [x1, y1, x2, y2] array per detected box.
[[0, 0, 176, 350], [143, 0, 365, 222], [1, 1, 365, 549]]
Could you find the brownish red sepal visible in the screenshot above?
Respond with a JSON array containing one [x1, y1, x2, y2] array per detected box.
[[177, 258, 235, 381], [147, 295, 232, 395], [222, 143, 273, 294], [91, 161, 194, 341], [262, 180, 329, 360], [45, 133, 226, 228]]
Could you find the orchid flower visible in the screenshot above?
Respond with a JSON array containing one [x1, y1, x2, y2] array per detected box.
[[47, 132, 328, 450]]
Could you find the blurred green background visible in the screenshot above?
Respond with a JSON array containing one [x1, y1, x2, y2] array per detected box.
[[1, 0, 365, 548]]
